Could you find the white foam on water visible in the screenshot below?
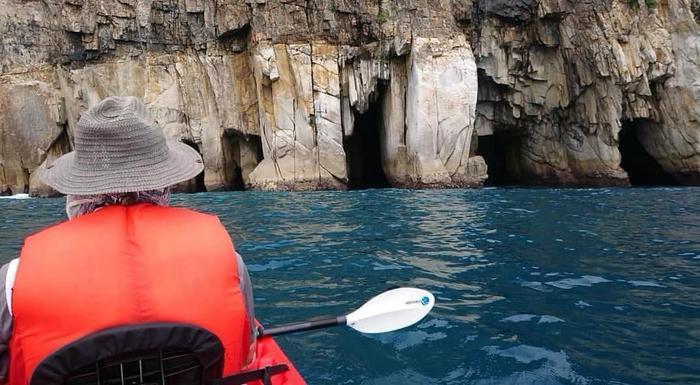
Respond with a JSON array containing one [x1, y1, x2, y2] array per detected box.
[[0, 194, 30, 200]]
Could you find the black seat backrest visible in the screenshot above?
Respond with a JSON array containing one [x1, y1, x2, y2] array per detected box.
[[30, 323, 224, 385]]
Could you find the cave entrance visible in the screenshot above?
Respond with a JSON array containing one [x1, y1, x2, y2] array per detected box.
[[222, 132, 263, 190], [619, 120, 678, 186], [343, 91, 390, 190], [475, 132, 522, 185], [174, 139, 206, 193]]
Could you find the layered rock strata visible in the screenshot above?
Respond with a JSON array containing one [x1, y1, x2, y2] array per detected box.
[[0, 0, 698, 195]]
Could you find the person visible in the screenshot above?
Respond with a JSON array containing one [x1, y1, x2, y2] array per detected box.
[[0, 96, 256, 384]]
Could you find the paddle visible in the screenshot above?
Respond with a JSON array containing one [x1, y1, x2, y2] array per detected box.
[[259, 287, 435, 337]]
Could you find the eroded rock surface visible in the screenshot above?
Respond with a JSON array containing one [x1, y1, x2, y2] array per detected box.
[[1, 0, 699, 194], [473, 0, 700, 185]]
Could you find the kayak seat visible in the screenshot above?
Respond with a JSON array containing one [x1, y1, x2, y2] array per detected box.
[[30, 322, 289, 385], [30, 323, 224, 385]]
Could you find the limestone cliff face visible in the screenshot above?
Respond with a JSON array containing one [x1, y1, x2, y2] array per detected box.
[[472, 0, 700, 185], [0, 0, 698, 195]]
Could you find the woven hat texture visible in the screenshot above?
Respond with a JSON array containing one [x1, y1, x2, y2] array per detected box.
[[41, 96, 204, 195]]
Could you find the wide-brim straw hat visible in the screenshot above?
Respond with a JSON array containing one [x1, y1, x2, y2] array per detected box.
[[42, 96, 204, 195]]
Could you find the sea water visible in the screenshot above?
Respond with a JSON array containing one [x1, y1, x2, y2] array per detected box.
[[1, 188, 699, 385]]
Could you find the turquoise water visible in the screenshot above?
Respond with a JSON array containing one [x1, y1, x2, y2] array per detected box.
[[1, 188, 700, 385]]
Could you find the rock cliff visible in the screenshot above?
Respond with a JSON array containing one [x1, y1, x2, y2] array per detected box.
[[472, 0, 700, 186], [0, 0, 698, 195]]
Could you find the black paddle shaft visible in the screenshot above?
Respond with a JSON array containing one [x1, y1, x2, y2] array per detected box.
[[260, 316, 347, 337]]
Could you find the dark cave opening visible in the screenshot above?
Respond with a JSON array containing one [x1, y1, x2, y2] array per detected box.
[[222, 132, 263, 190], [619, 120, 678, 186], [343, 93, 390, 190], [175, 139, 206, 193], [475, 132, 523, 186], [223, 133, 244, 190]]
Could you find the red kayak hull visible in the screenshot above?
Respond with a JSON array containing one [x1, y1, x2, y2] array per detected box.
[[244, 334, 307, 385]]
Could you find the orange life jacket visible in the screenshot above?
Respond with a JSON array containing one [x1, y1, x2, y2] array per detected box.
[[8, 204, 251, 385]]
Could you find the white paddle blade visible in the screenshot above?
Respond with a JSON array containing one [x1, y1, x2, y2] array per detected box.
[[345, 288, 435, 334]]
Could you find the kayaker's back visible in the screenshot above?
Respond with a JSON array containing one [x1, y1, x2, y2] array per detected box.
[[9, 203, 251, 384]]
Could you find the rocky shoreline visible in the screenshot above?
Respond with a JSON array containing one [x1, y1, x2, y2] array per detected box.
[[1, 0, 699, 196]]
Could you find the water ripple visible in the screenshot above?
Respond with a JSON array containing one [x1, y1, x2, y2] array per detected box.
[[1, 188, 699, 385]]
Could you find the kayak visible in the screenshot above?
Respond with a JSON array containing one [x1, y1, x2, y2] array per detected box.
[[245, 334, 307, 385]]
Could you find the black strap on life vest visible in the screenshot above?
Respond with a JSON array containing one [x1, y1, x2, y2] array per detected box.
[[212, 364, 289, 385]]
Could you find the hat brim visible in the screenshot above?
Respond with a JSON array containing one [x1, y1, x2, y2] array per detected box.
[[41, 140, 205, 195]]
